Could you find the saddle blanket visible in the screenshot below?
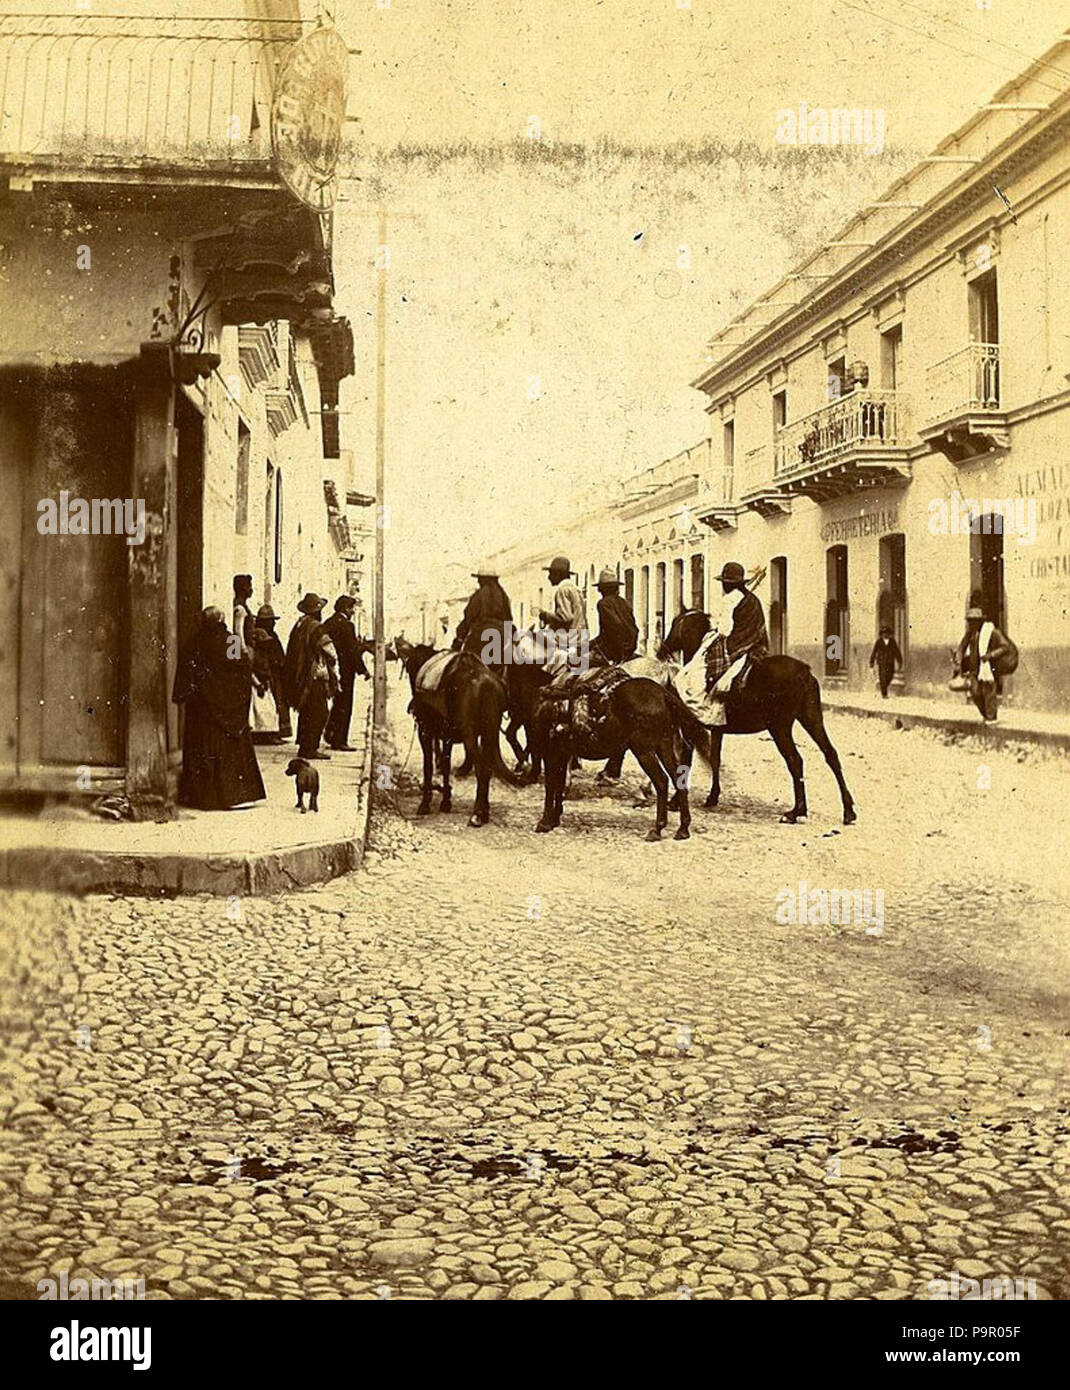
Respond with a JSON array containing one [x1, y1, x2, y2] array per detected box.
[[674, 635, 745, 726], [620, 656, 677, 685], [414, 650, 457, 694]]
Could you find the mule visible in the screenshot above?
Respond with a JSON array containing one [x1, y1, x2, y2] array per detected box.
[[529, 673, 707, 841], [394, 638, 532, 827], [657, 609, 856, 825]]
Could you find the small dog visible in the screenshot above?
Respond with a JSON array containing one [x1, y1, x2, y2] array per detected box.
[[284, 757, 319, 813]]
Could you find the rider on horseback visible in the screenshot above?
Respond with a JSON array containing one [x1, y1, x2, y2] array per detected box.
[[704, 562, 769, 725]]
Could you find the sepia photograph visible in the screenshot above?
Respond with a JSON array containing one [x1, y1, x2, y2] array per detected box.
[[0, 0, 1067, 1364]]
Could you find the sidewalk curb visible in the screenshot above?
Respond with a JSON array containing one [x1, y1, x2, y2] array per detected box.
[[0, 705, 375, 898], [825, 698, 1070, 752]]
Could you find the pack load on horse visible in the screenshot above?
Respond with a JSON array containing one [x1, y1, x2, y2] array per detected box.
[[528, 664, 710, 841], [394, 637, 532, 827], [657, 565, 856, 825]]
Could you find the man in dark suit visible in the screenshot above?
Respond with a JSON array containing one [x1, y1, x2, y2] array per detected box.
[[322, 594, 370, 751], [590, 567, 638, 665]]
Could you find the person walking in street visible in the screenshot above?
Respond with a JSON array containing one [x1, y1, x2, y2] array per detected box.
[[455, 563, 513, 664], [954, 606, 1016, 723], [590, 567, 638, 666], [250, 603, 290, 743], [284, 593, 339, 760], [869, 624, 903, 699], [322, 594, 370, 752], [172, 606, 266, 810]]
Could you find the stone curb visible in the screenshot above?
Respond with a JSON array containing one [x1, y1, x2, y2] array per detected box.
[[826, 698, 1070, 752], [0, 705, 375, 898]]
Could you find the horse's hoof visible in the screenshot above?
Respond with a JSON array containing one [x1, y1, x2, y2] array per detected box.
[[780, 811, 806, 824], [704, 795, 719, 808], [645, 829, 662, 842], [673, 826, 690, 840], [440, 802, 452, 814], [844, 808, 858, 825], [416, 804, 432, 817], [535, 820, 553, 834], [468, 814, 487, 828]]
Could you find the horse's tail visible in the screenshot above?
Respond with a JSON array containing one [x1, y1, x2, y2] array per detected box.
[[477, 675, 536, 787], [663, 683, 712, 766]]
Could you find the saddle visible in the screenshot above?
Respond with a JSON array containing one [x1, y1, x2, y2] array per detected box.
[[541, 665, 631, 743], [410, 650, 461, 725]]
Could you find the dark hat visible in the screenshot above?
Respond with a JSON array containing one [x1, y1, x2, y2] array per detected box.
[[334, 594, 357, 612], [878, 623, 892, 635], [257, 604, 277, 621], [716, 562, 747, 585], [298, 592, 327, 615], [546, 555, 571, 576]]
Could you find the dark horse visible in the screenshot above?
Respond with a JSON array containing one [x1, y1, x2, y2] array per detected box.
[[394, 638, 531, 827], [529, 673, 708, 841], [657, 610, 856, 825]]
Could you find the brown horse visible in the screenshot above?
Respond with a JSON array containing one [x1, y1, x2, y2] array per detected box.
[[529, 673, 708, 841], [658, 609, 856, 825], [394, 638, 532, 827]]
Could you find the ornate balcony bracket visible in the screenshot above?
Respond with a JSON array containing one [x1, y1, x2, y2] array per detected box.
[[696, 502, 742, 532], [917, 415, 1010, 462], [740, 488, 793, 519]]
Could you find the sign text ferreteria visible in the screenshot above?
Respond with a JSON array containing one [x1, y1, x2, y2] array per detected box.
[[271, 27, 347, 212], [820, 508, 899, 545]]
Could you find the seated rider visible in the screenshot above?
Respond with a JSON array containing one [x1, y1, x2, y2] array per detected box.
[[454, 562, 513, 671], [589, 567, 638, 667], [705, 561, 769, 717]]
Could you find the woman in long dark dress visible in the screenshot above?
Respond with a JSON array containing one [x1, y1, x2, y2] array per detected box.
[[172, 607, 266, 810]]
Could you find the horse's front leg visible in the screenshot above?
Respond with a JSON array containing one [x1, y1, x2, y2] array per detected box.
[[536, 750, 561, 832], [440, 740, 452, 812], [705, 729, 723, 807], [668, 741, 692, 811]]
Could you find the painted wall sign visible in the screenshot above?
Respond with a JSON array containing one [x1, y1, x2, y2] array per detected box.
[[820, 508, 899, 544], [271, 26, 348, 212]]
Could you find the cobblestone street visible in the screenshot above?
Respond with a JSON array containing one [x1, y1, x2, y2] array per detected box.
[[1, 710, 1068, 1301]]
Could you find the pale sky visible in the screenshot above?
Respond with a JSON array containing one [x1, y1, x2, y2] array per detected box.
[[331, 0, 1070, 615]]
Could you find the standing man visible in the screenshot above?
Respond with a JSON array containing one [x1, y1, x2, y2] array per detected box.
[[284, 593, 338, 760], [455, 563, 513, 666], [590, 567, 638, 666], [322, 594, 370, 752], [232, 574, 257, 659]]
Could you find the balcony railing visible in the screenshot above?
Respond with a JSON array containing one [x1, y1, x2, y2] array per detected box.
[[774, 388, 909, 478], [925, 343, 1001, 423], [0, 13, 294, 166]]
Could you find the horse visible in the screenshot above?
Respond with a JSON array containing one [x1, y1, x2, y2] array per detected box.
[[528, 672, 709, 841], [657, 609, 856, 825], [393, 638, 533, 827]]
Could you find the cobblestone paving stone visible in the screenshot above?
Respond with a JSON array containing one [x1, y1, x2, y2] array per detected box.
[[1, 712, 1068, 1300]]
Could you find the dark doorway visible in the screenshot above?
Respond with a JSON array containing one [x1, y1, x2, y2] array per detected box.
[[690, 553, 704, 610], [971, 518, 1005, 632], [770, 555, 788, 655], [172, 396, 205, 754], [825, 544, 849, 676], [878, 533, 908, 678]]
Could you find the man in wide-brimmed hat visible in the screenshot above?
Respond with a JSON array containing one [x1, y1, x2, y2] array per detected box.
[[455, 562, 513, 666], [703, 561, 769, 723], [284, 593, 338, 759], [322, 594, 370, 751], [251, 602, 290, 742], [954, 605, 1014, 722], [538, 556, 587, 634], [590, 566, 638, 666]]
